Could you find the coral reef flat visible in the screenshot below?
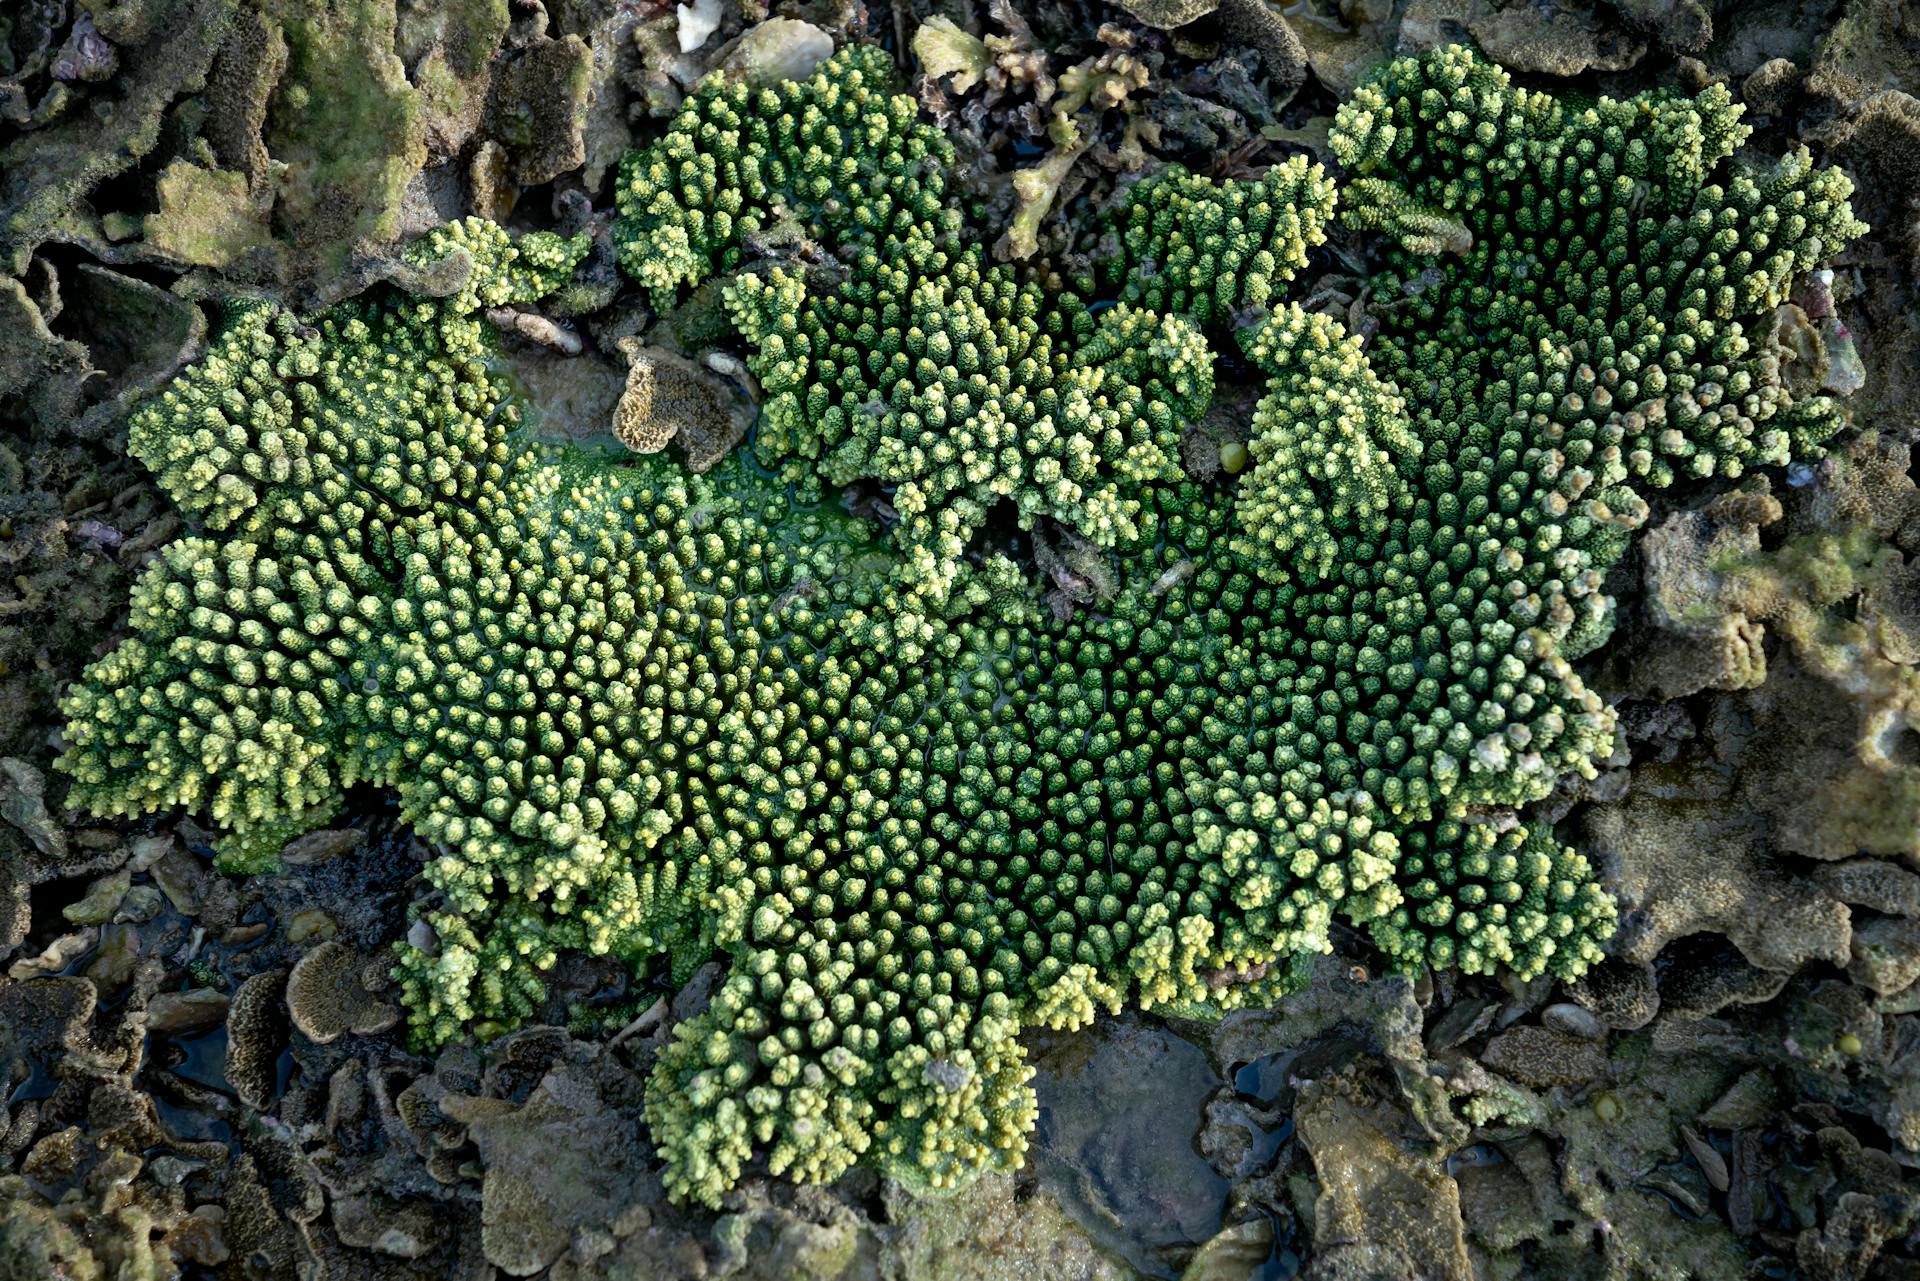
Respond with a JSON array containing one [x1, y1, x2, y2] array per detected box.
[[2, 0, 1918, 1277]]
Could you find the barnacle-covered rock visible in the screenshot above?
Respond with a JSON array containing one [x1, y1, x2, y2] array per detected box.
[[0, 973, 98, 1071], [287, 940, 400, 1044], [610, 341, 749, 470], [0, 991, 238, 1281], [226, 971, 291, 1115], [1478, 1024, 1608, 1089]]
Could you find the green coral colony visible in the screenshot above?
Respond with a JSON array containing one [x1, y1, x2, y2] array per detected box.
[[59, 45, 1865, 1202]]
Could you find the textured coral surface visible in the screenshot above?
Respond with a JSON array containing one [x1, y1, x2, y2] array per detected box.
[[47, 38, 1873, 1216]]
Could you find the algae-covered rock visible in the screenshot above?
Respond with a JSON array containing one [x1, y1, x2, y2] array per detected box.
[[261, 0, 427, 269], [1029, 1014, 1232, 1275], [1847, 917, 1920, 994], [0, 273, 91, 428], [81, 0, 454, 286], [1633, 490, 1783, 698], [1809, 0, 1920, 107], [1583, 791, 1855, 974], [328, 1192, 444, 1259], [0, 0, 237, 272], [485, 32, 592, 189], [0, 756, 65, 860], [1109, 0, 1219, 31], [146, 987, 231, 1035], [1608, 0, 1712, 51], [883, 1172, 1139, 1280], [1279, 0, 1393, 97], [1742, 441, 1920, 859], [1295, 1054, 1471, 1281], [718, 18, 834, 85], [1209, 954, 1426, 1068], [447, 1056, 655, 1275], [205, 5, 291, 186], [61, 868, 130, 924], [1446, 0, 1646, 76], [1465, 1023, 1757, 1281], [144, 161, 271, 267], [57, 264, 207, 427], [0, 1196, 104, 1281], [1613, 431, 1920, 956], [397, 0, 511, 155]]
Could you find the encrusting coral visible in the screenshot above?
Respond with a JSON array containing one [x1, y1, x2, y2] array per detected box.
[[58, 44, 1865, 1207]]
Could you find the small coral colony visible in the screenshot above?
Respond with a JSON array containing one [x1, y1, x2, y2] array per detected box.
[[57, 44, 1865, 1202]]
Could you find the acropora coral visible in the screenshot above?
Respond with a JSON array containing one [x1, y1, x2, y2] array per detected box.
[[614, 46, 1237, 654], [59, 44, 1864, 1206]]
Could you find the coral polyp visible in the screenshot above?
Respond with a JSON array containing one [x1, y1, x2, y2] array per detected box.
[[58, 44, 1864, 1206]]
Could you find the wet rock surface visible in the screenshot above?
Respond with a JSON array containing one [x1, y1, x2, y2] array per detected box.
[[1029, 1015, 1232, 1276]]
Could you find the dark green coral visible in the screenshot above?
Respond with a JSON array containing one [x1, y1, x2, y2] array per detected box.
[[59, 44, 1865, 1209], [616, 47, 1228, 652]]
